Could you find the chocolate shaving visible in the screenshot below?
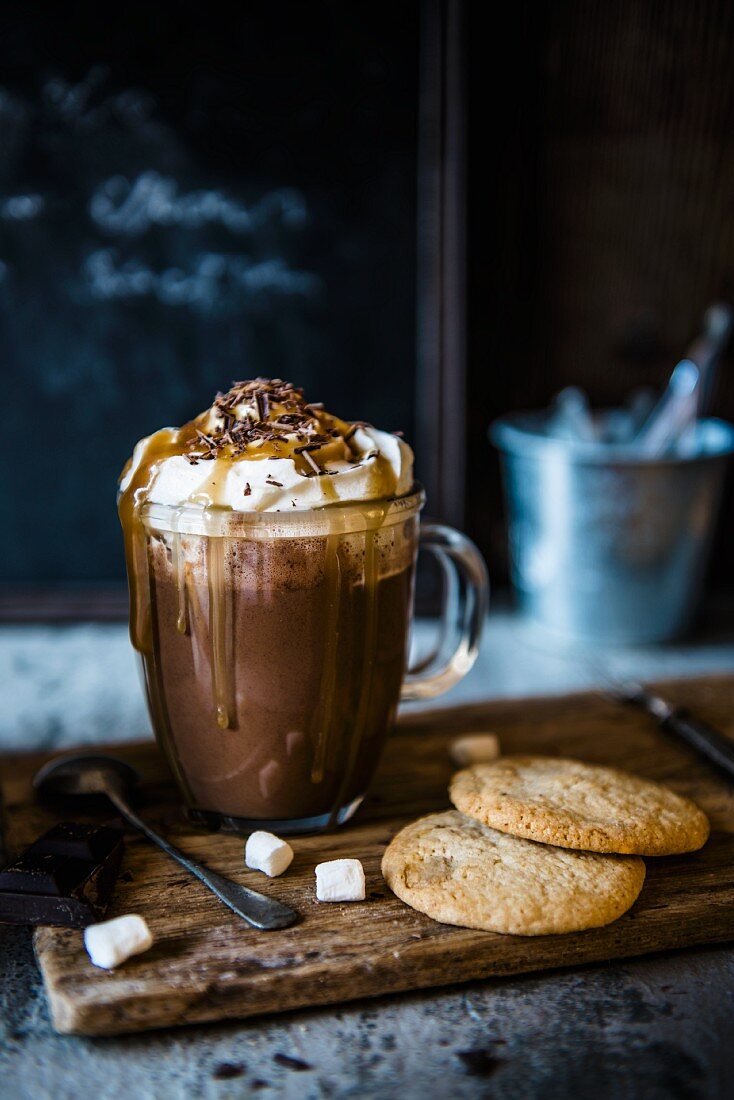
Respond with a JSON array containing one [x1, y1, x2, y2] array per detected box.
[[343, 423, 362, 458], [244, 483, 252, 496], [293, 441, 326, 454], [302, 450, 322, 475], [182, 378, 363, 465], [265, 476, 284, 488]]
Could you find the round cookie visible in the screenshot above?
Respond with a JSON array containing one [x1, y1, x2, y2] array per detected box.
[[450, 756, 710, 856], [381, 810, 646, 936]]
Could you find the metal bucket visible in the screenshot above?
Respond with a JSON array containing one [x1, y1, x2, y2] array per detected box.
[[490, 414, 734, 644]]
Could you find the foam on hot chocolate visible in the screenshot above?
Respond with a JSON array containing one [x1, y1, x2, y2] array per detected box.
[[120, 378, 413, 513], [149, 521, 417, 592]]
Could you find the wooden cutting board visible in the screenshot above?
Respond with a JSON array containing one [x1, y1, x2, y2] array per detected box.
[[2, 674, 734, 1036]]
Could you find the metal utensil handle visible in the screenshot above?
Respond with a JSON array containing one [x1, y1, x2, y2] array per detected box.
[[106, 791, 297, 930], [662, 708, 734, 782]]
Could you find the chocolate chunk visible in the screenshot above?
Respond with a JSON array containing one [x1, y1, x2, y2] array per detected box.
[[0, 822, 124, 928], [0, 851, 93, 896], [29, 821, 121, 862]]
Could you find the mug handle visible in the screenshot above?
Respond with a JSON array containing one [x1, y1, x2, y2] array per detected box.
[[401, 522, 489, 701]]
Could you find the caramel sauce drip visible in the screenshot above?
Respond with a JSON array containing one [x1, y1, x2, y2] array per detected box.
[[310, 532, 344, 783], [118, 424, 199, 654], [172, 506, 188, 634], [117, 379, 399, 733], [207, 535, 233, 730], [319, 504, 387, 817]]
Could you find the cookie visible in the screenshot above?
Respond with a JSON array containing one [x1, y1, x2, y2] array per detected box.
[[381, 810, 645, 936], [450, 756, 710, 856]]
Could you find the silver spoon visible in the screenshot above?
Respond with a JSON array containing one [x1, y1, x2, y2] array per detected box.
[[632, 358, 700, 456], [33, 753, 298, 931]]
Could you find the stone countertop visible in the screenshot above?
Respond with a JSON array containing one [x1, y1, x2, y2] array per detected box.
[[1, 608, 733, 1100]]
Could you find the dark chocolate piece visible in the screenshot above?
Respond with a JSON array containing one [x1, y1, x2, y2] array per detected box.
[[0, 822, 124, 928], [37, 821, 121, 862]]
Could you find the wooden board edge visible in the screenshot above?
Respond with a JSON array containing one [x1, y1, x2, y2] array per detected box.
[[41, 915, 734, 1037]]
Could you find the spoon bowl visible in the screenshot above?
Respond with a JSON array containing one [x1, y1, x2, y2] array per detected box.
[[32, 752, 298, 931], [33, 753, 140, 802]]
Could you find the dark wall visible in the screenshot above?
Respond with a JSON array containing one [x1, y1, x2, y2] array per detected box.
[[7, 0, 734, 591], [466, 0, 734, 586], [1, 1, 419, 581]]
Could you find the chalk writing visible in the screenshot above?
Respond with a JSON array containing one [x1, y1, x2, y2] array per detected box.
[[84, 249, 321, 311], [1, 194, 45, 220], [90, 172, 307, 236], [0, 68, 319, 314]]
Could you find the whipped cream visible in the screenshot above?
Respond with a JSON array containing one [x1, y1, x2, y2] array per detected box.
[[120, 378, 414, 511]]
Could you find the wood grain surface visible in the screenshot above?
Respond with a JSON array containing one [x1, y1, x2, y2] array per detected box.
[[1, 674, 733, 1036]]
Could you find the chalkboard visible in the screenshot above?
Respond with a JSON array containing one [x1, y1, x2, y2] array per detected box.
[[1, 3, 419, 581]]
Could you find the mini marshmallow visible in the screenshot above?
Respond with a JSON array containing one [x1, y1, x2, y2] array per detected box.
[[84, 914, 153, 970], [315, 858, 365, 902], [449, 733, 501, 767], [245, 831, 294, 878]]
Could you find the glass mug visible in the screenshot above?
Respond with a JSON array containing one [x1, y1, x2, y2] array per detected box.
[[129, 486, 488, 833]]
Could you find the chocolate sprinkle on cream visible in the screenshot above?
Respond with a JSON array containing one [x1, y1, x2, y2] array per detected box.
[[119, 377, 413, 519], [183, 379, 354, 467], [301, 450, 322, 476]]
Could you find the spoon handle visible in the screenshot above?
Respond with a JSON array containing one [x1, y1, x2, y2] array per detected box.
[[107, 791, 297, 931]]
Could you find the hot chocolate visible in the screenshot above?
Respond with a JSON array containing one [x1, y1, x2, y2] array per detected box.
[[144, 516, 417, 827], [119, 379, 420, 829]]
